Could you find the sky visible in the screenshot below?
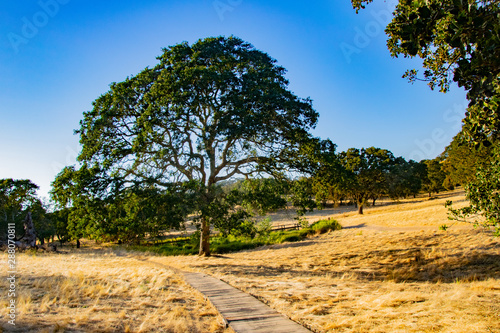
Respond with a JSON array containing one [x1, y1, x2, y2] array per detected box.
[[0, 0, 468, 199]]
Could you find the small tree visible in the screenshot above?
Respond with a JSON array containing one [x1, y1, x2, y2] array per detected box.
[[420, 159, 446, 197], [339, 147, 395, 214]]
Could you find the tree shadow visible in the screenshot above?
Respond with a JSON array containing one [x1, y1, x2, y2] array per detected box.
[[199, 235, 500, 284], [342, 223, 366, 229]]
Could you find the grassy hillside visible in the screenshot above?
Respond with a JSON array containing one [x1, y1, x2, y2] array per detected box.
[[155, 189, 500, 332], [1, 189, 498, 332]]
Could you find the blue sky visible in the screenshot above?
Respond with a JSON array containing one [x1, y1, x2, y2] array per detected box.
[[0, 0, 467, 198]]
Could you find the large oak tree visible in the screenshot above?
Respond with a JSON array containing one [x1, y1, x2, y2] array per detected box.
[[53, 36, 318, 255]]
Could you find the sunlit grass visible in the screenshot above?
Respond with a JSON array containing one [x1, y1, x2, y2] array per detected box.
[[0, 248, 233, 332], [154, 189, 500, 333], [1, 189, 498, 332]]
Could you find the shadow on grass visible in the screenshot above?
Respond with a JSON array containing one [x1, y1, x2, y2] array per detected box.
[[201, 251, 500, 284], [1, 322, 63, 333], [198, 231, 500, 284], [343, 223, 367, 229]]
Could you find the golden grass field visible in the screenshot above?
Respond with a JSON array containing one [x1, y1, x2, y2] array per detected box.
[[155, 189, 500, 332], [0, 247, 233, 333], [1, 188, 499, 332]]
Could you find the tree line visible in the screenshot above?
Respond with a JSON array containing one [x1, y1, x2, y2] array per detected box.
[[0, 132, 485, 247]]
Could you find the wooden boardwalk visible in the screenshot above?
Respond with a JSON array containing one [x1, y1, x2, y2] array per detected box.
[[183, 272, 312, 333]]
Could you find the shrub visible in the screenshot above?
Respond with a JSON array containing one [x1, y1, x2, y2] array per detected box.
[[129, 218, 342, 256], [231, 219, 257, 239], [300, 228, 314, 237], [279, 234, 302, 243], [256, 217, 273, 237], [310, 219, 342, 234]]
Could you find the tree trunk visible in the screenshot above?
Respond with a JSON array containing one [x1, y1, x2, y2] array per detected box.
[[372, 198, 376, 206], [199, 217, 211, 256], [357, 200, 364, 215], [76, 239, 80, 248], [24, 212, 37, 248]]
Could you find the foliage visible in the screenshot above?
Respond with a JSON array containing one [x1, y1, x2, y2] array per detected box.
[[289, 178, 317, 217], [352, 0, 500, 143], [304, 139, 349, 207], [231, 219, 258, 239], [446, 146, 500, 236], [51, 165, 199, 243], [387, 158, 425, 199], [298, 217, 310, 229], [52, 36, 318, 254], [310, 219, 343, 234], [420, 158, 447, 195], [131, 218, 342, 256], [237, 178, 288, 215], [46, 208, 71, 244], [351, 0, 500, 229], [338, 147, 396, 213], [441, 130, 494, 187], [256, 217, 273, 237]]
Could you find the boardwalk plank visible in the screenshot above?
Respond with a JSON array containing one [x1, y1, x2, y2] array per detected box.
[[182, 272, 311, 333]]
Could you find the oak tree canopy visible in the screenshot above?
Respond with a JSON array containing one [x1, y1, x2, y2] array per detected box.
[[52, 36, 319, 255]]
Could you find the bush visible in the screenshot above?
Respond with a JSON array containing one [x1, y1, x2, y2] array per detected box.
[[271, 229, 309, 243], [299, 228, 315, 237], [311, 219, 342, 234], [129, 218, 342, 256], [231, 219, 257, 239], [256, 217, 272, 237], [278, 233, 302, 243]]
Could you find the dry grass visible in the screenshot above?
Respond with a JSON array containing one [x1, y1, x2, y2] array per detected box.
[[0, 247, 233, 333], [154, 189, 500, 332], [269, 188, 472, 229], [329, 189, 472, 229], [1, 189, 499, 332]]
